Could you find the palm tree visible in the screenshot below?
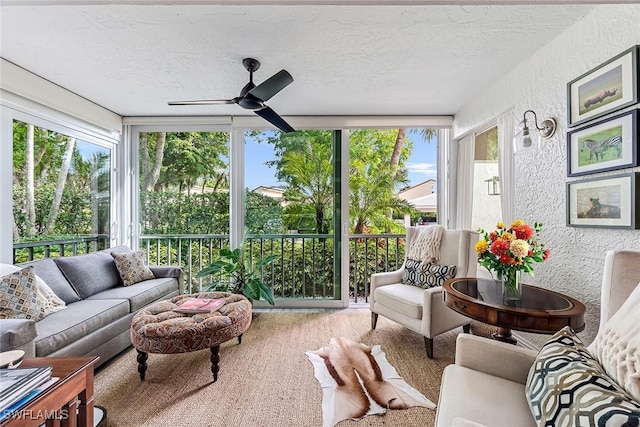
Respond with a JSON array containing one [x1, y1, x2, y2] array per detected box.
[[350, 158, 413, 234], [281, 140, 333, 234], [390, 128, 437, 180], [44, 136, 76, 234], [386, 128, 437, 230]]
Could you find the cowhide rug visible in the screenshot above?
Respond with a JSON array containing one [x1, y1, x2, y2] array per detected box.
[[306, 337, 435, 427]]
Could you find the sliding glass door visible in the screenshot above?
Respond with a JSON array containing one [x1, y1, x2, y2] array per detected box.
[[244, 129, 342, 305], [134, 127, 231, 294]]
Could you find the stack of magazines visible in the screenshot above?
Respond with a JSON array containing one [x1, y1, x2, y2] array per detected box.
[[0, 366, 57, 420], [173, 297, 226, 314]]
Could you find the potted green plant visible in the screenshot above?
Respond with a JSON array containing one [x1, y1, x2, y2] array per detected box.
[[195, 242, 278, 305]]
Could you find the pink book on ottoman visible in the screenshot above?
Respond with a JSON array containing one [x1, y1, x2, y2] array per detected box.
[[173, 298, 225, 314]]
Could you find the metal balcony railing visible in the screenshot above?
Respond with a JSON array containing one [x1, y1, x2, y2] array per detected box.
[[13, 233, 406, 304], [12, 235, 109, 263]]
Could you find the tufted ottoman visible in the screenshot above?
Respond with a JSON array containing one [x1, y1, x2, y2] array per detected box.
[[130, 291, 252, 383]]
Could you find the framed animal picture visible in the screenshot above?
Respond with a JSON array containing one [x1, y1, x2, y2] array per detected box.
[[567, 109, 638, 177], [567, 45, 639, 127], [567, 173, 640, 229]]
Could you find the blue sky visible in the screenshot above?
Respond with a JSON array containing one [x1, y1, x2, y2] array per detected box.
[[244, 130, 438, 190]]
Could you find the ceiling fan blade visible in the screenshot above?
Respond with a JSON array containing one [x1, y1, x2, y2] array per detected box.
[[248, 70, 293, 102], [168, 98, 238, 106], [255, 107, 295, 133]]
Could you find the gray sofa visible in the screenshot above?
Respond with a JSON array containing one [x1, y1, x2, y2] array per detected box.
[[0, 245, 183, 368]]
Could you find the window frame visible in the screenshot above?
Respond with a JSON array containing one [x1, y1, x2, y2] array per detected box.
[[1, 100, 119, 262]]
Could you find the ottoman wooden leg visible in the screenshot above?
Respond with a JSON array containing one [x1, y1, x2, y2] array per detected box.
[[136, 350, 148, 380], [210, 345, 220, 383]]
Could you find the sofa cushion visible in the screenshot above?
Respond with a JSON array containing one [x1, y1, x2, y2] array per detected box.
[[87, 277, 179, 312], [402, 258, 456, 288], [54, 250, 125, 298], [20, 258, 80, 304], [374, 283, 423, 319], [436, 364, 536, 427], [111, 250, 155, 286], [0, 267, 45, 320], [35, 298, 129, 356], [588, 281, 640, 403], [526, 326, 640, 427]]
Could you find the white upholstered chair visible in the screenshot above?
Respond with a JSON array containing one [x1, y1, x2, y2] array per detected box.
[[370, 227, 479, 358], [434, 250, 640, 426]]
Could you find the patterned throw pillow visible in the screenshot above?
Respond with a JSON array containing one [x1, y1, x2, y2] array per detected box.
[[402, 258, 456, 288], [0, 266, 45, 320], [526, 326, 640, 427], [111, 251, 155, 286]]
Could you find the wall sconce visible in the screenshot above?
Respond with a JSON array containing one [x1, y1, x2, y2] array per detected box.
[[485, 176, 500, 196], [515, 110, 557, 151]]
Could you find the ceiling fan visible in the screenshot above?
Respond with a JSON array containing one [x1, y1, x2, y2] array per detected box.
[[168, 58, 295, 133]]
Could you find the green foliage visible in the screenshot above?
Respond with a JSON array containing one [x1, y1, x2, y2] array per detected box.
[[281, 140, 333, 234], [245, 191, 285, 234], [140, 131, 230, 192], [139, 189, 283, 235], [349, 159, 413, 234], [196, 244, 278, 305], [349, 237, 405, 298], [266, 237, 335, 298], [282, 203, 316, 233], [12, 120, 111, 242], [140, 191, 230, 235], [13, 183, 94, 237]]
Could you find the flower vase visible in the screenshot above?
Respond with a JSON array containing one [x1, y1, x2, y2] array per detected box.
[[501, 269, 522, 303]]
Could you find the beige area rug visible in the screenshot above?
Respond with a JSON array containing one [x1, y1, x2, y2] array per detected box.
[[306, 337, 435, 427], [94, 311, 492, 427]]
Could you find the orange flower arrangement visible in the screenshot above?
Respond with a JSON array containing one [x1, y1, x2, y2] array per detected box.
[[475, 220, 550, 281]]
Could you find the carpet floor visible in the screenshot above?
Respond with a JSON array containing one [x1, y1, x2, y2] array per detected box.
[[94, 311, 491, 427]]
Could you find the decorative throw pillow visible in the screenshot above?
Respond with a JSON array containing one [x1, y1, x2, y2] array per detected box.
[[0, 266, 46, 320], [402, 258, 425, 286], [111, 251, 155, 286], [402, 259, 456, 288], [526, 326, 640, 427], [588, 281, 640, 404], [0, 263, 66, 317]]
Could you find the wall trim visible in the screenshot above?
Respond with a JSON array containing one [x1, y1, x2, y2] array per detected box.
[[1, 59, 122, 133]]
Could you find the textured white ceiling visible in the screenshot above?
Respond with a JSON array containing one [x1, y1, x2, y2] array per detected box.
[[0, 3, 596, 118]]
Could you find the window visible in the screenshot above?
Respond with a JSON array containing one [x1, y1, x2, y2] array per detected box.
[[244, 129, 338, 300], [138, 131, 230, 235], [12, 119, 112, 261], [135, 129, 230, 292], [471, 126, 502, 232]]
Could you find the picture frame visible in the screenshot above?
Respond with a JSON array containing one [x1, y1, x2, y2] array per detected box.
[[567, 173, 639, 229], [567, 45, 639, 128], [567, 109, 638, 176]]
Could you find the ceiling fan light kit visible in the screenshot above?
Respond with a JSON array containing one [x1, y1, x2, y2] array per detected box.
[[168, 58, 295, 133]]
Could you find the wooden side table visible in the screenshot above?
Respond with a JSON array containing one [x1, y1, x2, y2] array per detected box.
[[443, 277, 586, 344], [0, 356, 99, 427]]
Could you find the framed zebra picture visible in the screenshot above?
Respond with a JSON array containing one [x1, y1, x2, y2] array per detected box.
[[567, 173, 640, 229], [567, 45, 639, 127], [567, 109, 638, 177]]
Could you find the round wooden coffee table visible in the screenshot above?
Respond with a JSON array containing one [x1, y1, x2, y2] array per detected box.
[[130, 292, 252, 383], [442, 277, 585, 344]]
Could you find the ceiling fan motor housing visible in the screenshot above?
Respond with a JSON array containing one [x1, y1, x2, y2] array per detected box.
[[238, 94, 264, 110]]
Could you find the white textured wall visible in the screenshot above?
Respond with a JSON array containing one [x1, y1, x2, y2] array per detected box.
[[453, 4, 640, 347]]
